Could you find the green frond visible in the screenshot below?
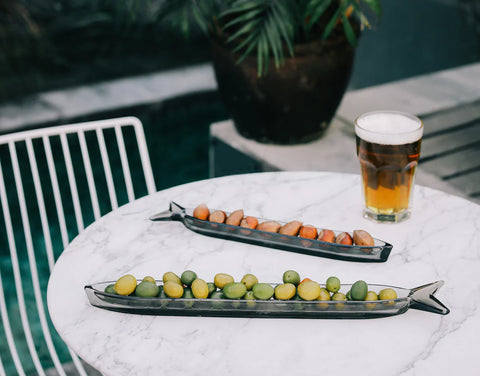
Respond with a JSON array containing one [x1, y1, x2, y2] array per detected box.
[[357, 0, 382, 29], [226, 19, 262, 44], [271, 1, 295, 56], [156, 0, 221, 38], [305, 0, 332, 30], [341, 13, 357, 46], [233, 32, 260, 63], [221, 1, 261, 17], [223, 8, 264, 29], [154, 0, 384, 76], [257, 31, 269, 76], [321, 7, 340, 40], [264, 16, 284, 68], [223, 0, 296, 76], [361, 0, 382, 16]]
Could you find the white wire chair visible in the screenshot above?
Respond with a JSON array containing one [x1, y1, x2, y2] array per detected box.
[[0, 116, 156, 376]]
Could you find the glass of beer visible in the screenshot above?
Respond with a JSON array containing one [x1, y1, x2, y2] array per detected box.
[[355, 111, 423, 223]]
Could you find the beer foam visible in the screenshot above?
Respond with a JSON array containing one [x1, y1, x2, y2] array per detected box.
[[355, 112, 423, 145]]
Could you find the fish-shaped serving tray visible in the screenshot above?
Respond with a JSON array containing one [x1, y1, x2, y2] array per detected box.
[[85, 280, 449, 319], [150, 202, 392, 262]]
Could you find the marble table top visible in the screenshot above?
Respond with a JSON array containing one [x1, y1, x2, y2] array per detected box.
[[47, 171, 480, 376]]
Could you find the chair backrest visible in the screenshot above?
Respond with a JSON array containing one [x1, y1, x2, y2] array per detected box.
[[0, 116, 156, 375]]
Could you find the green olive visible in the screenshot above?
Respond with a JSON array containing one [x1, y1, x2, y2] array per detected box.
[[282, 270, 301, 285], [364, 291, 379, 310], [163, 281, 184, 298], [104, 284, 117, 294], [182, 288, 195, 307], [210, 291, 225, 308], [332, 292, 347, 310], [182, 288, 194, 299], [214, 273, 234, 289], [332, 292, 347, 301], [223, 282, 247, 299], [163, 272, 182, 285], [181, 270, 197, 287], [191, 278, 209, 298], [326, 276, 340, 293], [244, 291, 257, 308], [210, 291, 225, 300], [158, 286, 167, 298], [317, 287, 331, 301], [274, 283, 296, 300], [114, 274, 137, 296], [316, 288, 331, 309], [135, 281, 160, 297], [240, 274, 258, 290], [244, 290, 255, 300], [365, 291, 378, 301], [207, 282, 216, 296], [378, 288, 397, 306], [350, 280, 368, 301], [297, 280, 321, 301], [378, 288, 397, 300], [252, 283, 274, 300], [142, 276, 156, 284]]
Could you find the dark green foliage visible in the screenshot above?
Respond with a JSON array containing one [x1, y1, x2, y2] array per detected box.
[[158, 0, 382, 75]]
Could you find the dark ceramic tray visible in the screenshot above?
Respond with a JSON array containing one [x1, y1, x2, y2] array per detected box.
[[149, 202, 392, 262], [85, 280, 449, 319]]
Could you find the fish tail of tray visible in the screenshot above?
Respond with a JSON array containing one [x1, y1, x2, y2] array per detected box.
[[409, 280, 450, 315], [379, 243, 393, 262], [149, 201, 185, 221]]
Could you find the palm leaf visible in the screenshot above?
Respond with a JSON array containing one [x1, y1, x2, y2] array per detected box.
[[156, 0, 221, 38], [153, 0, 384, 75], [224, 0, 296, 76], [348, 1, 370, 28], [361, 0, 382, 16], [264, 16, 283, 67], [257, 31, 269, 76], [341, 13, 357, 46], [270, 3, 295, 57], [226, 19, 262, 44], [305, 0, 332, 30], [224, 8, 264, 29], [233, 32, 260, 63], [322, 6, 340, 40], [221, 1, 261, 16]]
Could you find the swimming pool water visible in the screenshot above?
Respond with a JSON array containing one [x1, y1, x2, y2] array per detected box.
[[0, 90, 228, 375]]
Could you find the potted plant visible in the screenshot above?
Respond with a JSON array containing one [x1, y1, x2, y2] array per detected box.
[[159, 0, 382, 144]]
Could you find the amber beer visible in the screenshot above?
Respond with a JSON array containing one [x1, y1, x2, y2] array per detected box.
[[355, 111, 423, 222]]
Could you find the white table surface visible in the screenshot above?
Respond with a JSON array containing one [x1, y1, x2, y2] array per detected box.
[[47, 171, 480, 376]]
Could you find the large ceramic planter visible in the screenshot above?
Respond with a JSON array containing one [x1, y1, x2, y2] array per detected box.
[[211, 33, 357, 144]]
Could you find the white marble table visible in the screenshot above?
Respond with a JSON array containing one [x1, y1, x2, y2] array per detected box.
[[47, 171, 480, 376]]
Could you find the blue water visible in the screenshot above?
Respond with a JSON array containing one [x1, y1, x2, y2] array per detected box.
[[0, 91, 228, 375]]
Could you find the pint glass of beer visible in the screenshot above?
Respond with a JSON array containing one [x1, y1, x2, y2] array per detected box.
[[355, 111, 423, 222]]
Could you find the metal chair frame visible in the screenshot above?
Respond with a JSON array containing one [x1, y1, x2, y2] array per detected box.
[[0, 116, 156, 375]]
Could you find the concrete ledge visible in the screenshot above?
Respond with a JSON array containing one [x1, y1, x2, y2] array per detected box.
[[210, 118, 359, 176], [0, 63, 217, 133], [210, 63, 480, 203], [336, 63, 480, 125], [209, 119, 468, 201]]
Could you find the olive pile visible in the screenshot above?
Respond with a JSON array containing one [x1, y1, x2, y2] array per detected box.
[[106, 270, 398, 303], [192, 204, 376, 247]]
